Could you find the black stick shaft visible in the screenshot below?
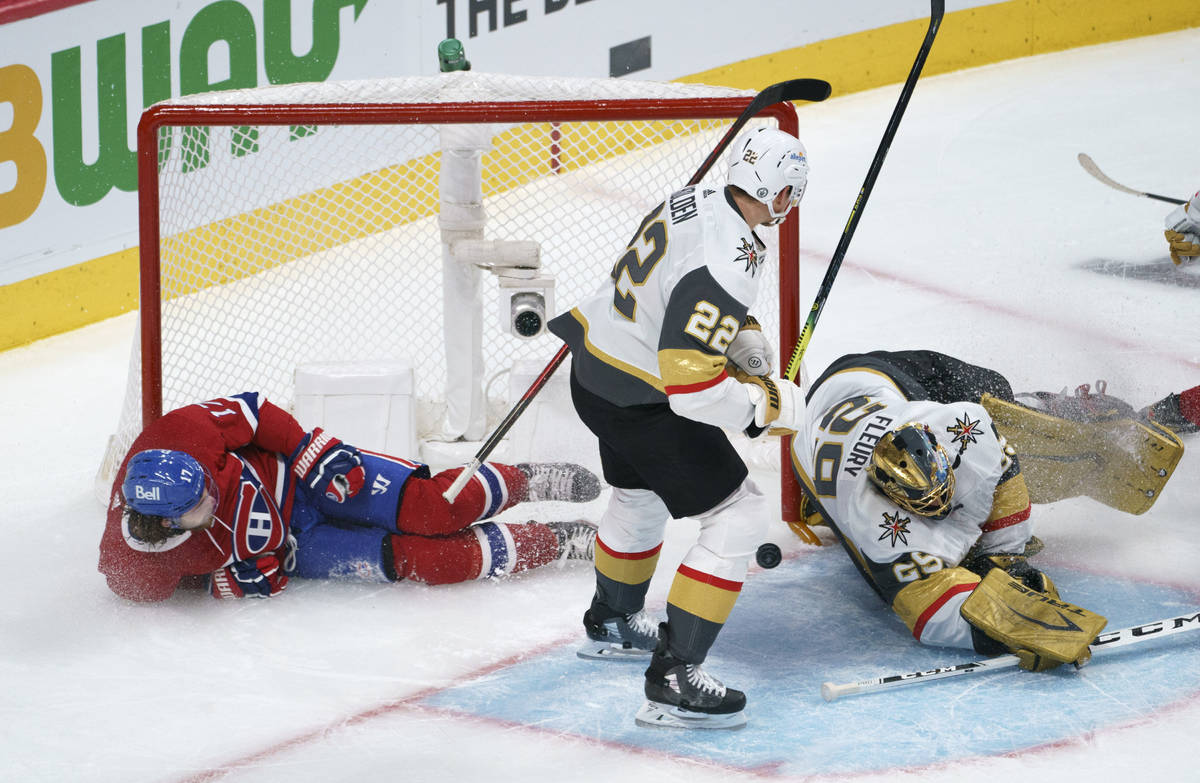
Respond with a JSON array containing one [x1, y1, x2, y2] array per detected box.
[[784, 0, 944, 381], [442, 79, 831, 501]]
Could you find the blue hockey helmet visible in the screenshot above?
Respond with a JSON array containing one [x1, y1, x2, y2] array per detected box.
[[121, 449, 212, 523]]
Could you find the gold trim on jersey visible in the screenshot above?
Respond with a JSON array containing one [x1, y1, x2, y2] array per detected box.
[[987, 472, 1031, 525], [658, 347, 727, 388], [566, 308, 665, 392], [892, 566, 980, 634]]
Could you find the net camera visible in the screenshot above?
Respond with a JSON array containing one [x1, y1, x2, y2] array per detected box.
[[499, 276, 555, 339]]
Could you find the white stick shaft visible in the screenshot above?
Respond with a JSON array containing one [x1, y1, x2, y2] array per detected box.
[[1077, 153, 1187, 205], [1078, 153, 1145, 196], [821, 610, 1200, 702], [441, 457, 482, 503], [821, 654, 1020, 702]]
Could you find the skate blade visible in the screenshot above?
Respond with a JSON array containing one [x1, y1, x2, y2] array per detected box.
[[576, 642, 653, 661], [634, 700, 747, 730]]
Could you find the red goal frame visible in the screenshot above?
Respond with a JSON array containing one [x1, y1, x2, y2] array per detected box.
[[135, 96, 804, 523]]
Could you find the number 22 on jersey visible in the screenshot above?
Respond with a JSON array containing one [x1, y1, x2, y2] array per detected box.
[[611, 203, 666, 321]]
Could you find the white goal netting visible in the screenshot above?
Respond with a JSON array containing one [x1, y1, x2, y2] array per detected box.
[[98, 72, 799, 496]]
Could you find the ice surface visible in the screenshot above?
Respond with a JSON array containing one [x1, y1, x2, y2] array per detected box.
[[2, 28, 1198, 783]]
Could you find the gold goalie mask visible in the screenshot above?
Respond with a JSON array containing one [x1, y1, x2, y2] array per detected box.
[[869, 422, 956, 519]]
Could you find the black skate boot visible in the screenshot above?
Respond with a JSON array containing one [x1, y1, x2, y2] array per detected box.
[[637, 623, 747, 729], [577, 604, 659, 660], [1141, 392, 1200, 435], [517, 463, 602, 503], [545, 520, 597, 561]]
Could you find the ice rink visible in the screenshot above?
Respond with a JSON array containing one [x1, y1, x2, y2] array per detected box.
[[3, 26, 1199, 783]]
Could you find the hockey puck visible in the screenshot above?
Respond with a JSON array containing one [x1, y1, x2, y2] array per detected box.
[[756, 543, 782, 569]]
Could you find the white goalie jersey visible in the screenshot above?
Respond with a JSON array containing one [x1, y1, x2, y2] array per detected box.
[[793, 367, 1034, 650]]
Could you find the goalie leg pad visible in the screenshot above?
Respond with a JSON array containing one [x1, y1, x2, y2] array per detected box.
[[961, 569, 1107, 671], [980, 393, 1184, 514]]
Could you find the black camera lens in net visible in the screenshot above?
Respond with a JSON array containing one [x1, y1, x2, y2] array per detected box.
[[511, 292, 545, 337]]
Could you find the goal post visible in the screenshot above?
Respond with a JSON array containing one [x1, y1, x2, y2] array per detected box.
[[102, 73, 806, 523]]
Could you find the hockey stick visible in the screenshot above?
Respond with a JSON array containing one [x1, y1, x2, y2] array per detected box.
[[820, 608, 1200, 702], [783, 0, 943, 383], [1077, 153, 1186, 205], [441, 78, 832, 502]]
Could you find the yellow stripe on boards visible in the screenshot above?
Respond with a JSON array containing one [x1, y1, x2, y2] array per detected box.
[[6, 0, 1198, 350], [0, 247, 139, 347], [681, 0, 1200, 96]]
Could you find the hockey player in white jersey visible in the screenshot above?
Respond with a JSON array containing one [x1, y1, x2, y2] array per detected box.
[[548, 127, 809, 729], [791, 350, 1110, 672], [1164, 188, 1200, 265]]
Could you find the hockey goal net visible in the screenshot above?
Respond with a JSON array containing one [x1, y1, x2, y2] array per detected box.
[[101, 72, 804, 519]]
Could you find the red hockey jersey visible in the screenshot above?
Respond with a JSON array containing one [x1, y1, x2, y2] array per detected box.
[[98, 393, 306, 602]]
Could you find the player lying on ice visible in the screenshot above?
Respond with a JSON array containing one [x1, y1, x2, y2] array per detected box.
[[98, 392, 600, 602], [788, 349, 1198, 672]]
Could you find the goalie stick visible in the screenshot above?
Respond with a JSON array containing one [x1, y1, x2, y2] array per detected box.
[[1077, 153, 1187, 205], [820, 609, 1200, 702], [442, 78, 832, 502], [783, 0, 944, 383]]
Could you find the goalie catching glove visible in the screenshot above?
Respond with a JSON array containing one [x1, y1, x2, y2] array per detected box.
[[961, 568, 1107, 671]]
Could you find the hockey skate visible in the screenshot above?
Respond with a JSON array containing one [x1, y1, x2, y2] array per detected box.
[[1142, 390, 1200, 435], [517, 463, 602, 503], [637, 623, 747, 730], [546, 520, 597, 562], [577, 606, 659, 660]]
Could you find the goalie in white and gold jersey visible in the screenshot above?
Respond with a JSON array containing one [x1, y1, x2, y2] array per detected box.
[[791, 350, 1196, 673]]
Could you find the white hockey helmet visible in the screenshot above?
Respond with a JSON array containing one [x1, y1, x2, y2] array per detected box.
[[726, 127, 809, 225]]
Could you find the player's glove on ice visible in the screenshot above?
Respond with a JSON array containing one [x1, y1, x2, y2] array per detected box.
[[1165, 229, 1200, 265], [210, 553, 288, 599], [290, 428, 365, 503], [1165, 194, 1200, 265], [725, 315, 773, 376]]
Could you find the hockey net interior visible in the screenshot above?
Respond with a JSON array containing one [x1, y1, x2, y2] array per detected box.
[[100, 72, 803, 518]]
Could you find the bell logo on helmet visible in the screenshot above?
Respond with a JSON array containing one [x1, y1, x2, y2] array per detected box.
[[121, 449, 210, 521], [134, 485, 161, 501]]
